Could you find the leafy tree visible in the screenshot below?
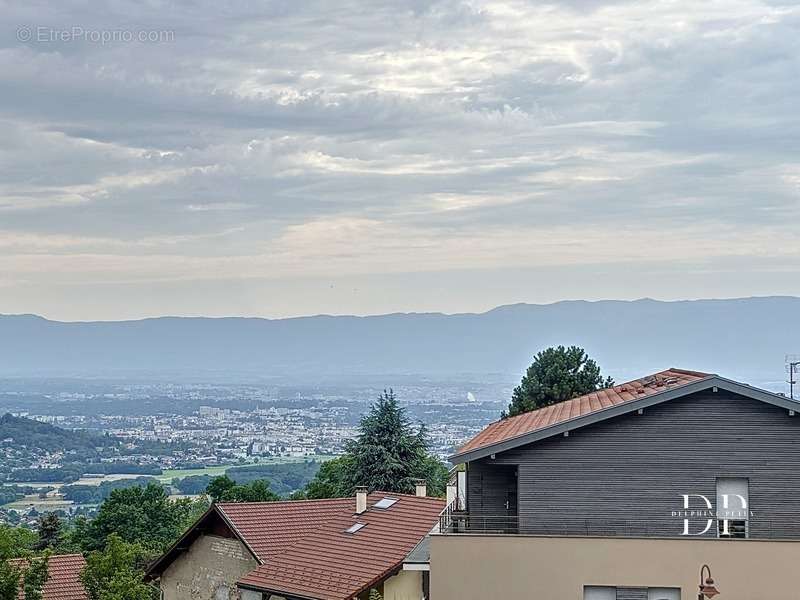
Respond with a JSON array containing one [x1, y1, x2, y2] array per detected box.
[[0, 526, 49, 600], [83, 483, 189, 553], [0, 561, 18, 600], [205, 476, 279, 503], [368, 589, 383, 600], [21, 552, 50, 600], [81, 534, 157, 600], [35, 513, 62, 551], [302, 456, 354, 499], [0, 525, 36, 559], [205, 475, 236, 503], [504, 345, 614, 417]]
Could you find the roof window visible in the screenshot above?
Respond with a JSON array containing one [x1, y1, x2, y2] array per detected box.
[[373, 497, 398, 509], [344, 522, 366, 534]]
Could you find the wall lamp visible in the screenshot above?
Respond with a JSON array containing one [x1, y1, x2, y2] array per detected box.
[[698, 564, 720, 599]]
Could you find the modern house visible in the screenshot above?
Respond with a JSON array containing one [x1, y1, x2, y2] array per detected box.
[[10, 553, 88, 600], [146, 483, 444, 600], [432, 369, 800, 599]]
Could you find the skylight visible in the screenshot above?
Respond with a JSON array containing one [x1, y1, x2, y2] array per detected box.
[[373, 497, 398, 509], [345, 522, 366, 534]]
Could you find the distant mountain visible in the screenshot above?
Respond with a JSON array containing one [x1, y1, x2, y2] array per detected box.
[[0, 297, 797, 388]]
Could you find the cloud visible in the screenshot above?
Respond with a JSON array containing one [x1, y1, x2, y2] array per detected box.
[[0, 0, 799, 318]]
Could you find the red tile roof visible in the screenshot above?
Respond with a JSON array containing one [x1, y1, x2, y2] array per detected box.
[[10, 554, 87, 600], [237, 492, 445, 600], [455, 368, 711, 458], [217, 497, 357, 560]]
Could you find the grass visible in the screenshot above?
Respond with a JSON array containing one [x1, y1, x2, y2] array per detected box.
[[158, 455, 336, 484]]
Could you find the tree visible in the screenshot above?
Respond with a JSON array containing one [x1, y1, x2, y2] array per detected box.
[[302, 456, 354, 500], [35, 513, 62, 551], [0, 525, 35, 599], [21, 553, 50, 600], [205, 476, 279, 503], [301, 390, 448, 497], [0, 526, 49, 600], [83, 483, 188, 553], [504, 345, 614, 417], [81, 534, 157, 600], [205, 475, 235, 502]]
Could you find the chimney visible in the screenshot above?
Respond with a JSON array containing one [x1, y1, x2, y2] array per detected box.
[[414, 479, 427, 497], [355, 486, 368, 514]]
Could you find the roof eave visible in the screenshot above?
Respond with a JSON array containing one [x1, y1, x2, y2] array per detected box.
[[449, 375, 799, 463]]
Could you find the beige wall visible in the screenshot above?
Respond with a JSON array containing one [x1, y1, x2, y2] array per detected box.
[[383, 569, 423, 600], [161, 534, 258, 600], [431, 534, 800, 599]]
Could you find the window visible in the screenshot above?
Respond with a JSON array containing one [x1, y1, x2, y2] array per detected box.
[[584, 587, 680, 600], [648, 588, 680, 600], [584, 587, 615, 600], [373, 497, 398, 509], [716, 477, 749, 538], [344, 522, 366, 534]]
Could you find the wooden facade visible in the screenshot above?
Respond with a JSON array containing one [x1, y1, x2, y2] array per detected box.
[[464, 388, 800, 539]]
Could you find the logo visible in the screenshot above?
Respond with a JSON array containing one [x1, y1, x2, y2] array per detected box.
[[673, 494, 751, 535]]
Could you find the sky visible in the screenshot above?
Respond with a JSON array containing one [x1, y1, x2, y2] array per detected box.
[[1, 0, 799, 321]]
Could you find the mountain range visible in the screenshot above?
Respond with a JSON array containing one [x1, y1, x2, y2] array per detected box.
[[1, 297, 797, 389]]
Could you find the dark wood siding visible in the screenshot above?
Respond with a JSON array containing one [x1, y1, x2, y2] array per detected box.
[[467, 389, 800, 539]]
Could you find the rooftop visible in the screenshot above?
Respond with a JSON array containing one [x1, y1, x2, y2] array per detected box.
[[454, 368, 711, 459], [9, 554, 87, 600], [237, 492, 445, 600]]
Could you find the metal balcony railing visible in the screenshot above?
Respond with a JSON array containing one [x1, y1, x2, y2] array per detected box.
[[438, 512, 800, 540]]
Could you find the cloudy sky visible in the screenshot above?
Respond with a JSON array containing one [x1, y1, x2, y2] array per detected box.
[[1, 0, 799, 321]]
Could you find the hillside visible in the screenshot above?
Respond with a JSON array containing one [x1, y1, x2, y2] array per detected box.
[[0, 413, 113, 454], [0, 297, 798, 387]]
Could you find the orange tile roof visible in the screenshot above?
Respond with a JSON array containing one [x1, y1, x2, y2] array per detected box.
[[237, 492, 445, 600], [455, 368, 711, 458], [218, 497, 357, 560], [10, 554, 87, 600]]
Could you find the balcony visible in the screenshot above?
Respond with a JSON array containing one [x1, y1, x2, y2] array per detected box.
[[439, 507, 800, 540]]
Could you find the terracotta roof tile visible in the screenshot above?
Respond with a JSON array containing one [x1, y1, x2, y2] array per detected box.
[[218, 497, 353, 560], [10, 554, 87, 600], [455, 368, 711, 457], [237, 492, 445, 600]]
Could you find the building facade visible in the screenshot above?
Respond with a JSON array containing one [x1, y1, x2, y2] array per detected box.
[[434, 369, 800, 599]]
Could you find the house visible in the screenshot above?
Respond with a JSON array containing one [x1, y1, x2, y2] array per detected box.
[[146, 482, 444, 600], [9, 553, 87, 600], [432, 369, 800, 600]]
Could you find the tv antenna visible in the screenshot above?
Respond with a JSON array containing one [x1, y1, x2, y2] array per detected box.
[[787, 355, 800, 400]]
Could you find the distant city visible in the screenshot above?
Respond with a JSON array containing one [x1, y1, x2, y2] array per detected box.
[[1, 377, 509, 461], [0, 376, 510, 525]]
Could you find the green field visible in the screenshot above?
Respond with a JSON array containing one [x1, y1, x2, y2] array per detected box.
[[1, 456, 339, 507], [159, 455, 337, 484]]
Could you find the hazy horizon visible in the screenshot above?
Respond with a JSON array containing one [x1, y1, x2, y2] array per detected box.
[[3, 294, 800, 323]]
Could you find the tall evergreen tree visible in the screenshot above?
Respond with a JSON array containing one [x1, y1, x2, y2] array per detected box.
[[343, 390, 442, 495], [504, 345, 614, 417]]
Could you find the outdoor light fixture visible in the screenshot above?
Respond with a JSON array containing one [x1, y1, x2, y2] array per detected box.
[[698, 564, 720, 599]]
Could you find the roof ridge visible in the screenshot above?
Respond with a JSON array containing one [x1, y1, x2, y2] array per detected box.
[[218, 496, 352, 507], [454, 368, 713, 459], [482, 368, 709, 427]]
